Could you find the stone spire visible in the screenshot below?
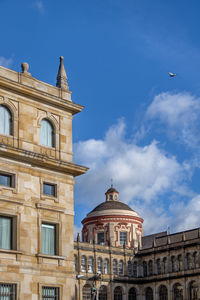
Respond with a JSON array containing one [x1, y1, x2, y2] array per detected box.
[[56, 56, 69, 90]]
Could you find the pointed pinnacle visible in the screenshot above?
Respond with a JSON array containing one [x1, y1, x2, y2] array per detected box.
[[56, 56, 69, 90]]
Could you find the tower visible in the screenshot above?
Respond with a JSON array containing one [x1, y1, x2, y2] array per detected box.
[[0, 58, 87, 299]]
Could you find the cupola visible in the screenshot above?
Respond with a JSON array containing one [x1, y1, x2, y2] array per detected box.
[[105, 185, 119, 202]]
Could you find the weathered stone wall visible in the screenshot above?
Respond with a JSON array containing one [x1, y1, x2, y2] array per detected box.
[[0, 64, 87, 299]]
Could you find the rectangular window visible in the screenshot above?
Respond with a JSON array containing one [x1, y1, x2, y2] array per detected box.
[[0, 216, 12, 250], [42, 287, 59, 300], [97, 232, 104, 245], [120, 232, 127, 245], [43, 183, 56, 197], [42, 223, 57, 255], [0, 283, 17, 300], [0, 173, 13, 187]]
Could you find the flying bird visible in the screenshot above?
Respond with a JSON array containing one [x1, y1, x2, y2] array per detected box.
[[168, 72, 176, 77]]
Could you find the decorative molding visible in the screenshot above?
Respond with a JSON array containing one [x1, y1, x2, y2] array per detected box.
[[36, 203, 65, 213]]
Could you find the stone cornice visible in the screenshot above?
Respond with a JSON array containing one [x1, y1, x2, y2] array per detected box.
[[0, 143, 88, 176], [82, 214, 144, 225], [0, 70, 84, 115]]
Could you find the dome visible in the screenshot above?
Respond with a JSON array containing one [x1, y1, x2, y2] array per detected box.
[[81, 186, 143, 248], [105, 187, 118, 194], [90, 200, 134, 213]]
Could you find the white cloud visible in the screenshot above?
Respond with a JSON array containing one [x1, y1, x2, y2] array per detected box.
[[74, 119, 191, 234], [35, 0, 44, 13], [0, 56, 13, 68], [170, 195, 200, 232], [146, 92, 200, 147]]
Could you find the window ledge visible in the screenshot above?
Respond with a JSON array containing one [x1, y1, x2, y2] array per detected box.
[[36, 253, 66, 260], [0, 249, 23, 255], [41, 195, 59, 203]]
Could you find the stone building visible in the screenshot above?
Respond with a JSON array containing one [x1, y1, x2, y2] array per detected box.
[[0, 60, 200, 300], [0, 58, 87, 299], [75, 186, 200, 300]]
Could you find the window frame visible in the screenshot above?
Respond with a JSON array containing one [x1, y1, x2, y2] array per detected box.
[[42, 286, 60, 300], [40, 118, 55, 148], [113, 259, 118, 275], [133, 261, 137, 277], [97, 232, 104, 245], [0, 215, 17, 251], [0, 283, 17, 300], [0, 105, 13, 136], [104, 258, 109, 275], [0, 172, 15, 188], [41, 222, 58, 256], [43, 182, 57, 198], [119, 260, 123, 276], [97, 257, 103, 274], [81, 255, 87, 272], [88, 256, 94, 273], [119, 231, 127, 245]]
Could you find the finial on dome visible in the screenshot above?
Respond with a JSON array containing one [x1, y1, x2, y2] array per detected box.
[[111, 178, 113, 188], [56, 56, 69, 91]]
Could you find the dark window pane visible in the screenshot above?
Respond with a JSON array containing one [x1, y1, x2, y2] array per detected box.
[[97, 233, 104, 245], [120, 232, 127, 245], [43, 183, 56, 196], [0, 174, 12, 187]]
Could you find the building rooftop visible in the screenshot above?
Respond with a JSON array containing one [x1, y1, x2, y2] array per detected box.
[[89, 200, 134, 213]]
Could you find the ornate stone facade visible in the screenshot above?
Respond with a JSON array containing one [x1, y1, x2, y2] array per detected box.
[[75, 188, 200, 300], [0, 59, 87, 299]]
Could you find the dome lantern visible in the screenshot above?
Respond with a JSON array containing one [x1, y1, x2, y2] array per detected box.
[[105, 184, 119, 202]]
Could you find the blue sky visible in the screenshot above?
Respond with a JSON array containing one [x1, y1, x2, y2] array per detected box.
[[1, 0, 200, 236]]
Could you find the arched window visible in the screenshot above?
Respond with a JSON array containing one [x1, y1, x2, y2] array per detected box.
[[88, 256, 94, 273], [0, 105, 12, 135], [148, 260, 153, 275], [74, 254, 78, 272], [104, 258, 109, 274], [143, 261, 147, 277], [81, 255, 87, 272], [83, 284, 91, 300], [173, 283, 183, 300], [171, 256, 175, 272], [128, 287, 137, 300], [162, 257, 167, 273], [133, 261, 137, 277], [97, 257, 102, 273], [113, 259, 118, 275], [99, 286, 107, 300], [128, 261, 132, 276], [157, 258, 161, 275], [114, 286, 123, 300], [189, 281, 198, 300], [145, 287, 153, 300], [40, 119, 55, 147], [159, 285, 168, 300], [119, 260, 123, 276]]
